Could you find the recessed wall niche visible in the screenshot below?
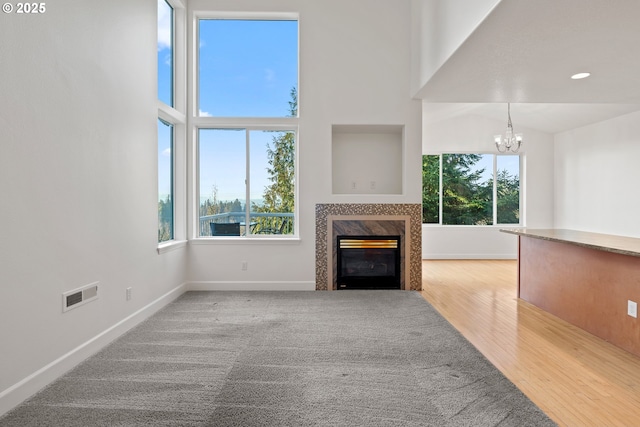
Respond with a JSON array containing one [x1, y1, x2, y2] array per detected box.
[[331, 125, 403, 195]]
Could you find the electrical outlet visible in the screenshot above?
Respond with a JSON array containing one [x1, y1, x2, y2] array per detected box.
[[241, 261, 248, 271], [126, 287, 132, 301], [351, 181, 357, 190], [628, 300, 637, 318], [370, 181, 376, 190]]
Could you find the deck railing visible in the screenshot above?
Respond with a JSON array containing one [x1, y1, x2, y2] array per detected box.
[[199, 212, 294, 236]]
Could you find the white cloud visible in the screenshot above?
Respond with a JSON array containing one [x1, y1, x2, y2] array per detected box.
[[162, 148, 171, 157], [199, 110, 212, 117], [157, 0, 172, 51], [264, 68, 276, 83]]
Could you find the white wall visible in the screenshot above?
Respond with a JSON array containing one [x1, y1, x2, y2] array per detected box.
[[422, 110, 555, 258], [410, 0, 500, 96], [554, 110, 640, 237], [0, 0, 187, 414], [186, 0, 422, 288], [332, 130, 403, 195]]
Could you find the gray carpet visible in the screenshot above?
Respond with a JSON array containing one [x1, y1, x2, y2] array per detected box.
[[0, 291, 556, 426]]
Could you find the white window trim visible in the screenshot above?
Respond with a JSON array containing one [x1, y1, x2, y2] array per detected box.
[[190, 11, 299, 122]]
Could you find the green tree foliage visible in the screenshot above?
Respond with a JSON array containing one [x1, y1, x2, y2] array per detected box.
[[496, 169, 520, 224], [256, 130, 295, 215], [422, 155, 440, 223], [158, 195, 173, 242], [251, 87, 297, 234], [442, 154, 492, 225]]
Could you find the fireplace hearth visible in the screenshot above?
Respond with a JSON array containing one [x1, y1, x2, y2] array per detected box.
[[336, 235, 401, 289]]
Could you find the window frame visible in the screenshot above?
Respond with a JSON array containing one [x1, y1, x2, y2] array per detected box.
[[196, 125, 298, 239], [422, 152, 523, 227], [157, 0, 187, 252], [190, 11, 300, 241]]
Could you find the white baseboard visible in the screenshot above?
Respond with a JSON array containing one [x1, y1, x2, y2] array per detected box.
[[0, 281, 317, 416], [422, 253, 517, 260], [187, 281, 316, 291], [0, 282, 187, 418]]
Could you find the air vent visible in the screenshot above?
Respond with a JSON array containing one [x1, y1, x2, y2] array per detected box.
[[66, 291, 82, 307], [62, 282, 99, 312]]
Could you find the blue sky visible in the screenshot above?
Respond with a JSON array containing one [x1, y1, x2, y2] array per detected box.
[[157, 0, 173, 107], [198, 130, 289, 206], [475, 154, 520, 183], [157, 2, 298, 203], [198, 19, 298, 118]]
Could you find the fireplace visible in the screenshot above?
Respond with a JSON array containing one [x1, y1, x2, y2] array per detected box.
[[315, 203, 422, 291], [336, 235, 401, 289]]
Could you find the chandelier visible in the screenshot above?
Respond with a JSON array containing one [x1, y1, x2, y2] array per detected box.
[[494, 103, 522, 153]]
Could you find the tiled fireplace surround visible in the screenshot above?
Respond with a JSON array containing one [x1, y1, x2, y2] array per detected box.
[[315, 203, 422, 291]]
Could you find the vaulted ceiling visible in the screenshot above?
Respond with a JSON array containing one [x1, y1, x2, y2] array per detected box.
[[418, 0, 640, 134]]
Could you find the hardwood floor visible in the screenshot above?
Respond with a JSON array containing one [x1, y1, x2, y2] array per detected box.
[[420, 260, 640, 427]]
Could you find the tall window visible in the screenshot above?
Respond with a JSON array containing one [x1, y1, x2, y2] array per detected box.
[[157, 0, 174, 243], [422, 154, 521, 225], [196, 17, 298, 238], [157, 0, 184, 245]]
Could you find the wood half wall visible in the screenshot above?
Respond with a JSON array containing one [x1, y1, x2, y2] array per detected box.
[[519, 236, 640, 357]]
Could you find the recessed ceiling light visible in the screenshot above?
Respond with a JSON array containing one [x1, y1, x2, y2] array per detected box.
[[571, 72, 591, 80]]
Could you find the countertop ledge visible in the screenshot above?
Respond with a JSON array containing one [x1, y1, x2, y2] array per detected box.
[[500, 228, 640, 258]]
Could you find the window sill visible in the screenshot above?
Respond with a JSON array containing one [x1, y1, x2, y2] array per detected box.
[[157, 240, 188, 254], [190, 237, 301, 246], [421, 224, 523, 228]]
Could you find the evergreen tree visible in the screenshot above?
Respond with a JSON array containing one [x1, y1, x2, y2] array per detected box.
[[422, 155, 440, 223], [496, 169, 520, 224], [251, 87, 297, 234], [441, 154, 491, 224]]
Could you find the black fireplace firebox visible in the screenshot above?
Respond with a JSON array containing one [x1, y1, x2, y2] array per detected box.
[[336, 235, 401, 289]]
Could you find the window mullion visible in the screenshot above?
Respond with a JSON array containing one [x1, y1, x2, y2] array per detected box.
[[171, 126, 175, 239], [439, 154, 443, 225], [245, 129, 251, 234], [519, 155, 524, 225], [493, 155, 498, 225]]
